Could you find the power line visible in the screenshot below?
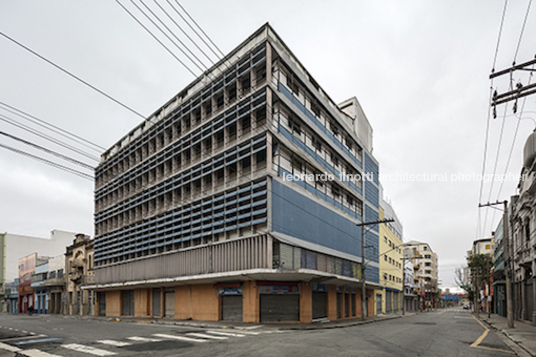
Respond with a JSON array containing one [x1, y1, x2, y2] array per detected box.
[[173, 0, 225, 59], [513, 0, 533, 63], [0, 101, 105, 152], [153, 0, 216, 66], [0, 31, 146, 120], [0, 113, 100, 162], [115, 0, 199, 78], [136, 0, 210, 72], [0, 142, 94, 181], [492, 0, 509, 72], [0, 131, 94, 170], [483, 102, 509, 234], [479, 0, 509, 238]]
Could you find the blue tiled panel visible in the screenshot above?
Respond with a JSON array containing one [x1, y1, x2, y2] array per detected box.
[[364, 152, 379, 185], [278, 167, 362, 221], [364, 181, 379, 208], [272, 180, 363, 258], [365, 204, 379, 233], [279, 125, 363, 196]]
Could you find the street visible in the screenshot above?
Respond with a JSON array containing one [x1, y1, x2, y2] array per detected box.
[[0, 308, 519, 357]]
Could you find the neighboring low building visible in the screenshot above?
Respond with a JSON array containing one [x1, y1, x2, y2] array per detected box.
[[374, 200, 403, 315], [18, 253, 48, 313], [65, 234, 94, 315], [403, 255, 418, 312], [493, 218, 506, 317], [1, 230, 77, 308], [510, 130, 536, 324], [43, 255, 66, 314], [31, 258, 51, 314], [4, 279, 18, 313]]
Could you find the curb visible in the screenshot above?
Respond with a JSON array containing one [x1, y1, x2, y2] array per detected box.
[[475, 315, 536, 357]]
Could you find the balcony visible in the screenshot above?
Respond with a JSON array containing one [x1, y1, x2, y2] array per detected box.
[[43, 277, 65, 287]]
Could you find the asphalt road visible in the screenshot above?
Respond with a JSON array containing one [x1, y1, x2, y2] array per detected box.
[[0, 308, 519, 357]]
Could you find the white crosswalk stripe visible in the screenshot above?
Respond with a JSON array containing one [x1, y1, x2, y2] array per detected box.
[[63, 343, 117, 356], [153, 333, 207, 343], [207, 330, 246, 337], [187, 332, 228, 340], [97, 339, 132, 347], [127, 336, 162, 342], [18, 349, 63, 357]]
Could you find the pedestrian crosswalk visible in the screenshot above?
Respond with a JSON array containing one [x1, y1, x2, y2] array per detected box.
[[0, 328, 276, 357]]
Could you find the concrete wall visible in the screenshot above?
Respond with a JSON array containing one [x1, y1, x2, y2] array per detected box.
[[134, 289, 150, 317], [2, 230, 76, 283]]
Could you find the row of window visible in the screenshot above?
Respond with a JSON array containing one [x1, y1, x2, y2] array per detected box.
[[96, 43, 269, 188], [274, 60, 363, 167]]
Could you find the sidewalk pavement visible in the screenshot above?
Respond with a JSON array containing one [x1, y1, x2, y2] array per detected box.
[[61, 311, 415, 331], [478, 313, 536, 357]]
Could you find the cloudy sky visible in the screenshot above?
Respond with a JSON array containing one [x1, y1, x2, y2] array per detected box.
[[1, 1, 535, 287]]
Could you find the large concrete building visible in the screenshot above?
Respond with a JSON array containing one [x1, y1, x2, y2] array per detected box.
[[1, 230, 76, 312], [65, 234, 95, 316], [89, 24, 382, 323], [405, 240, 439, 309]]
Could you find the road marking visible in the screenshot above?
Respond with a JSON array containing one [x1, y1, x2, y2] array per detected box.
[[63, 343, 117, 356], [8, 328, 13, 330], [207, 330, 245, 337], [127, 336, 162, 342], [0, 334, 48, 342], [471, 315, 515, 354], [14, 338, 62, 345], [153, 333, 207, 343], [19, 349, 63, 357], [229, 329, 260, 335], [22, 331, 28, 333], [0, 342, 21, 352], [97, 339, 132, 347], [187, 333, 228, 340]]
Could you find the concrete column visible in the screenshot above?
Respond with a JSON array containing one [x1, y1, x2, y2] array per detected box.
[[327, 285, 337, 321], [299, 282, 312, 323], [243, 281, 259, 323]]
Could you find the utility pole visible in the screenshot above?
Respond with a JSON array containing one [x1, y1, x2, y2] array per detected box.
[[356, 218, 394, 321], [490, 58, 536, 117], [478, 200, 514, 328]]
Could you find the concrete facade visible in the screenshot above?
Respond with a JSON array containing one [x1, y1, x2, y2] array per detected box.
[[89, 24, 383, 323], [405, 240, 439, 309], [65, 234, 94, 315], [0, 230, 76, 311], [374, 205, 403, 315]]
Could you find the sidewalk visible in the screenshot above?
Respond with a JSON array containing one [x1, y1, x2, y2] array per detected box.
[[477, 313, 536, 357], [59, 311, 414, 331]]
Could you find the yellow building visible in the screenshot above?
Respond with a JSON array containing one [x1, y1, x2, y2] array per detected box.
[[374, 206, 404, 315]]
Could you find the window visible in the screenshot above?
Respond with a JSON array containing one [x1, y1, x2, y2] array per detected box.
[[423, 246, 428, 251], [425, 254, 431, 259], [425, 270, 431, 274], [425, 262, 431, 267], [384, 255, 387, 261], [384, 237, 387, 243]]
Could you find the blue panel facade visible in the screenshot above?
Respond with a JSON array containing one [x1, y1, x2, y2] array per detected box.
[[272, 180, 362, 258]]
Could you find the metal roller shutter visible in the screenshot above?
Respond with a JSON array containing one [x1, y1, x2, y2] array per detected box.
[[152, 288, 161, 316], [164, 290, 175, 317], [386, 291, 392, 313], [98, 292, 106, 316], [337, 293, 342, 318], [260, 295, 299, 322], [222, 295, 243, 321], [122, 290, 134, 316], [393, 292, 399, 312], [312, 292, 327, 319]]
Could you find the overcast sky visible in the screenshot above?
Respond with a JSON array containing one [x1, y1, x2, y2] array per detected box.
[[1, 1, 535, 287]]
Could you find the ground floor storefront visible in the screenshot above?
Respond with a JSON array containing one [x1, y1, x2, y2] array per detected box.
[[94, 281, 377, 323]]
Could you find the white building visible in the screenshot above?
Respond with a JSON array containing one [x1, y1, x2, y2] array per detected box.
[[0, 230, 77, 311]]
